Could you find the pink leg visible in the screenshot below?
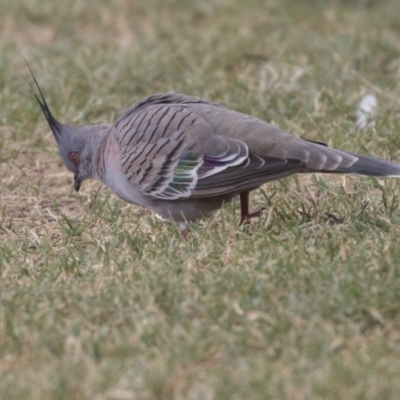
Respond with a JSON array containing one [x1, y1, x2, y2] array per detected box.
[[239, 191, 265, 225]]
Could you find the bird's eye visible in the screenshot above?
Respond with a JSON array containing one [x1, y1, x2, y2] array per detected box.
[[69, 152, 80, 165]]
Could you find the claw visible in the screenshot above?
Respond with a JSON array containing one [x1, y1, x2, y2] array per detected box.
[[239, 207, 266, 225]]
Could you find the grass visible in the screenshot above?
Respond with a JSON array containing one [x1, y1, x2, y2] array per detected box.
[[1, 0, 400, 398]]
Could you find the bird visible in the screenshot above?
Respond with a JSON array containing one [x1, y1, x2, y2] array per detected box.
[[27, 69, 400, 233]]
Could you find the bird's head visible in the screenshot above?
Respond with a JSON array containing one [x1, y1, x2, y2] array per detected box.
[[27, 64, 109, 192]]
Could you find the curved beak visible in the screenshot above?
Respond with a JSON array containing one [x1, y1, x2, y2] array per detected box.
[[74, 171, 81, 192]]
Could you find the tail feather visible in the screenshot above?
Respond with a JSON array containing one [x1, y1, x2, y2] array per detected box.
[[303, 142, 400, 177], [333, 152, 400, 177], [280, 137, 400, 177]]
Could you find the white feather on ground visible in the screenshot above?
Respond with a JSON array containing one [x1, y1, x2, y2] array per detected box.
[[356, 94, 378, 130]]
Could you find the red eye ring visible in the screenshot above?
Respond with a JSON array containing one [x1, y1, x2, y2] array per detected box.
[[69, 152, 80, 165]]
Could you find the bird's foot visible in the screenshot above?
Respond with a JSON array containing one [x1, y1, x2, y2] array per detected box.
[[239, 207, 266, 225]]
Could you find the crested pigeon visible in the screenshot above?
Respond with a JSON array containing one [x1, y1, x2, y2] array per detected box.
[[28, 71, 400, 232]]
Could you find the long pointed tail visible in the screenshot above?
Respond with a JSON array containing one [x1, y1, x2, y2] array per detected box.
[[331, 151, 400, 177], [282, 139, 400, 178]]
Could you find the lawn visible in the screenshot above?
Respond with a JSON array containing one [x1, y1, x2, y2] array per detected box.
[[1, 0, 400, 398]]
